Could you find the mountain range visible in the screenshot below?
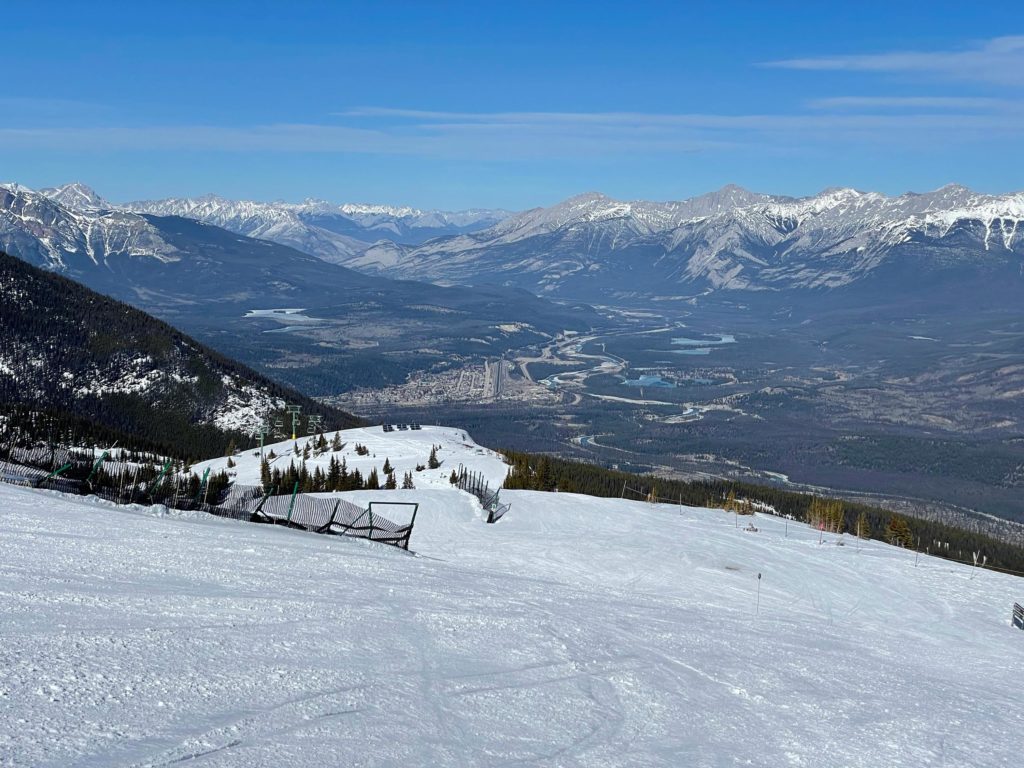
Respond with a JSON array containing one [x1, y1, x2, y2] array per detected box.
[[31, 182, 511, 264], [20, 181, 1023, 304], [350, 185, 1024, 301], [0, 182, 594, 395]]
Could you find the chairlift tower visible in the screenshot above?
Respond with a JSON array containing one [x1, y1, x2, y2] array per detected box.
[[285, 404, 302, 441], [307, 414, 323, 436], [255, 421, 272, 458]]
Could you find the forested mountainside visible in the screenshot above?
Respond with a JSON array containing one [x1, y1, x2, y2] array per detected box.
[[0, 251, 361, 459]]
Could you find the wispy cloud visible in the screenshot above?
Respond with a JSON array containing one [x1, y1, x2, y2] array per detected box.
[[807, 96, 1020, 111], [764, 35, 1024, 86], [3, 98, 1024, 159], [2, 108, 1023, 159]]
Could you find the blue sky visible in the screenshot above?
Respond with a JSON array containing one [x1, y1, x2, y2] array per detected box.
[[4, 2, 1023, 209]]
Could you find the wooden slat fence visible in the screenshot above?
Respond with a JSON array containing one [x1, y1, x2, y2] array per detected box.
[[454, 464, 511, 524], [0, 449, 418, 550]]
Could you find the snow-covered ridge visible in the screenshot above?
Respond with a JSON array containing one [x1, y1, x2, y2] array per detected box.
[[8, 178, 1024, 295], [121, 192, 514, 255], [363, 183, 1024, 293]]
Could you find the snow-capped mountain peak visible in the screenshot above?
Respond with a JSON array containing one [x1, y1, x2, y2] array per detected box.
[[39, 182, 112, 212]]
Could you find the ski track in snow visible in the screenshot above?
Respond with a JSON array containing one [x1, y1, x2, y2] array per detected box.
[[1, 426, 1023, 767]]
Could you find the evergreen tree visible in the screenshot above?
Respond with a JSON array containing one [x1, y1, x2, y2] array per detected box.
[[327, 455, 341, 491], [365, 468, 380, 490], [535, 456, 555, 491], [402, 471, 415, 490], [885, 515, 913, 546], [428, 445, 440, 469], [449, 469, 459, 485], [384, 470, 397, 490], [331, 432, 342, 451], [260, 457, 271, 489], [382, 457, 393, 475]]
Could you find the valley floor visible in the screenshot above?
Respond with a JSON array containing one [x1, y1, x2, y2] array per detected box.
[[1, 469, 1022, 766]]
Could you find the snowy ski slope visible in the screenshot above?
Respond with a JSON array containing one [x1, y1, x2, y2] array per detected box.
[[2, 430, 1023, 767], [192, 425, 510, 492]]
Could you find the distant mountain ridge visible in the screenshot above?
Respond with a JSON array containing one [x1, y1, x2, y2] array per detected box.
[[121, 192, 513, 261], [4, 182, 511, 266], [346, 185, 1024, 299], [7, 180, 1023, 305]]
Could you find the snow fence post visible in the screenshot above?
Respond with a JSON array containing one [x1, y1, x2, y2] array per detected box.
[[285, 481, 299, 523], [193, 467, 211, 506], [85, 450, 110, 487], [34, 461, 72, 489]]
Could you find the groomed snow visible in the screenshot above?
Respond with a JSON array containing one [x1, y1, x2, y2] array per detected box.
[[2, 442, 1023, 766]]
